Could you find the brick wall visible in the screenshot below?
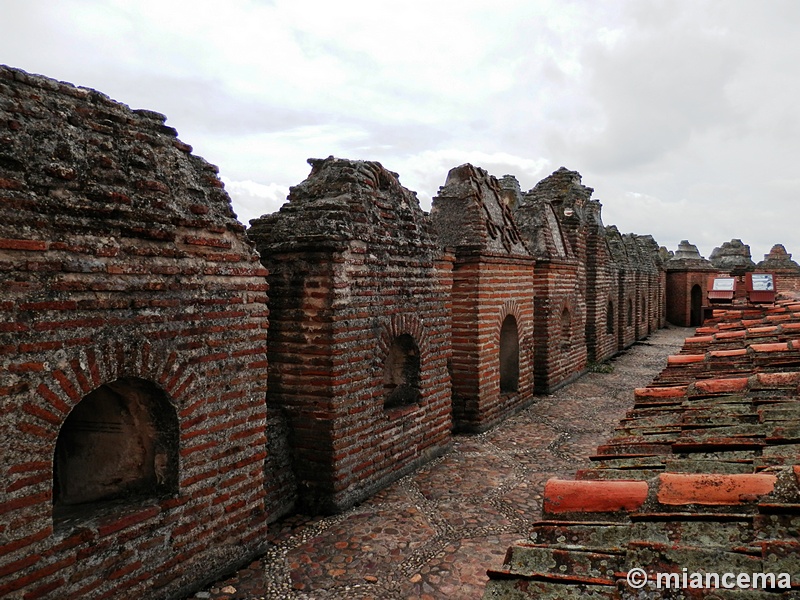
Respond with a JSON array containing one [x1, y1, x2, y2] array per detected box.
[[1, 64, 684, 599], [665, 270, 712, 326], [0, 66, 270, 598], [757, 244, 800, 294], [531, 259, 588, 391], [517, 170, 588, 391], [515, 168, 669, 390], [249, 157, 452, 513], [431, 165, 535, 431], [584, 202, 623, 363]]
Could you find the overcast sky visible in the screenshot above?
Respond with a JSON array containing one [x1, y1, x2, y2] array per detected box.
[[2, 0, 798, 262]]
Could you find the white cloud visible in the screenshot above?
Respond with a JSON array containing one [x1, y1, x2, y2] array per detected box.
[[1, 0, 798, 263], [220, 177, 290, 226]]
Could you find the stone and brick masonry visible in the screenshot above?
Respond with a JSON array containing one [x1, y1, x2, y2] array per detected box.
[[248, 156, 452, 514], [431, 163, 535, 432], [0, 66, 270, 598], [2, 64, 796, 599]]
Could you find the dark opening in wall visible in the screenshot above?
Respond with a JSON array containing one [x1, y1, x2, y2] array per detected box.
[[53, 377, 178, 525], [560, 308, 572, 349], [690, 284, 703, 326], [384, 334, 421, 409], [499, 315, 520, 393], [606, 301, 615, 334], [640, 294, 646, 322]]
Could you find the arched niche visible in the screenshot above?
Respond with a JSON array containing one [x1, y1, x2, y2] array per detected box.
[[383, 334, 421, 410], [499, 315, 520, 394], [53, 377, 179, 524]]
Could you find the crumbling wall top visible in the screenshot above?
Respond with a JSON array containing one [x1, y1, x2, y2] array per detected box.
[[0, 64, 245, 236], [664, 240, 716, 272], [605, 225, 629, 266], [634, 234, 663, 271], [497, 174, 523, 211], [524, 166, 592, 207], [757, 244, 800, 273], [248, 156, 438, 256], [430, 163, 529, 257], [709, 238, 756, 272]]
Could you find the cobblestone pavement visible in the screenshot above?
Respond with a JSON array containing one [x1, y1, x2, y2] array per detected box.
[[189, 325, 690, 600]]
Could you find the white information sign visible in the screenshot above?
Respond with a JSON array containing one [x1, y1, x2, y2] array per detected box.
[[712, 278, 735, 291], [751, 273, 774, 291]]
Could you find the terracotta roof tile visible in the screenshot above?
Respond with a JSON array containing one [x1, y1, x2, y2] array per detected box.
[[715, 329, 747, 340], [708, 348, 748, 358], [750, 342, 793, 353], [685, 335, 714, 344], [657, 473, 777, 506], [486, 293, 800, 599], [633, 386, 688, 399], [747, 325, 780, 335], [693, 377, 750, 394], [543, 479, 649, 515], [667, 354, 705, 365], [755, 371, 800, 388]]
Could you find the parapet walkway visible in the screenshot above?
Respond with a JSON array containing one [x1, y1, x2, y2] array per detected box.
[[190, 325, 689, 600]]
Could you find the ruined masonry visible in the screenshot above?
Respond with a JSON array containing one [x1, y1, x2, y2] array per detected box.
[[0, 64, 797, 600], [248, 157, 452, 514], [0, 66, 270, 599], [430, 164, 535, 432]]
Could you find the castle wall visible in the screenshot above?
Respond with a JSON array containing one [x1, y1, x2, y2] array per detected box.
[[446, 257, 535, 430], [584, 206, 617, 364], [249, 157, 452, 514], [431, 165, 535, 431], [758, 244, 800, 294], [0, 66, 270, 599], [0, 65, 691, 599], [532, 259, 587, 391]]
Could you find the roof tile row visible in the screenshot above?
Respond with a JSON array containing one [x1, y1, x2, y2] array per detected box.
[[485, 295, 800, 598]]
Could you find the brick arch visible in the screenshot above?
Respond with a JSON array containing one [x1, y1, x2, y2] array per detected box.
[[495, 299, 527, 343], [19, 336, 197, 444], [52, 376, 180, 521], [497, 301, 524, 395], [377, 312, 430, 359], [606, 296, 616, 335]]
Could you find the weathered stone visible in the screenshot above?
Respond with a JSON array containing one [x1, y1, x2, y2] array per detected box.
[[249, 156, 452, 514], [709, 238, 757, 272], [0, 64, 269, 600]]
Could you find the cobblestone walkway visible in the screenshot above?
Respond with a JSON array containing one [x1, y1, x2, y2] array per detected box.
[[190, 325, 690, 600]]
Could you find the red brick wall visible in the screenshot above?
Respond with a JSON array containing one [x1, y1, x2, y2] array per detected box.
[[532, 259, 588, 392], [666, 271, 711, 326], [775, 272, 800, 293], [430, 164, 535, 431], [249, 157, 452, 513], [585, 217, 617, 363], [448, 256, 535, 431], [0, 66, 270, 598]]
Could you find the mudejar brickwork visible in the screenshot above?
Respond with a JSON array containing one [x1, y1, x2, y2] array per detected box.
[[1, 65, 799, 599]]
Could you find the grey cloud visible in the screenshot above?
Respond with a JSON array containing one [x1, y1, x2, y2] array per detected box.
[[575, 29, 743, 171]]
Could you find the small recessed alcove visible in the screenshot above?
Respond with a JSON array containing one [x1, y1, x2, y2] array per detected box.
[[383, 334, 421, 410], [499, 315, 520, 394], [606, 300, 615, 334], [53, 377, 178, 526]]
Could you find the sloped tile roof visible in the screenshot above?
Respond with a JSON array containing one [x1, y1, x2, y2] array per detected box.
[[485, 295, 800, 598]]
